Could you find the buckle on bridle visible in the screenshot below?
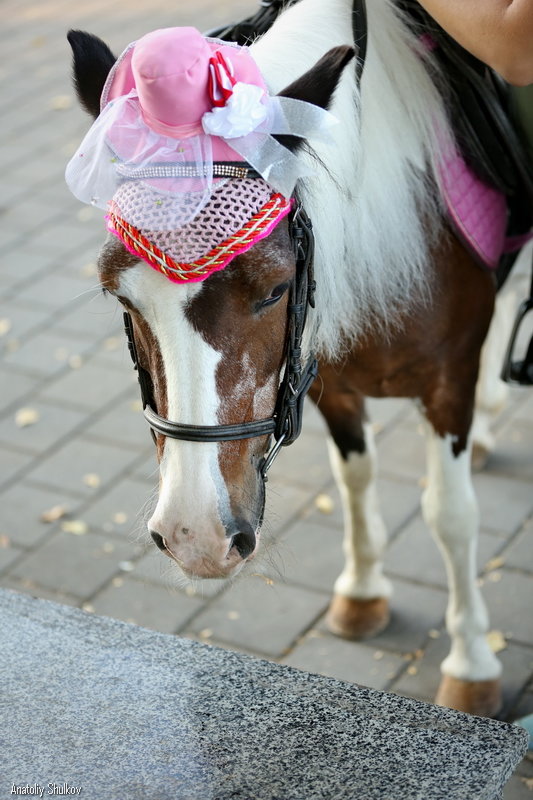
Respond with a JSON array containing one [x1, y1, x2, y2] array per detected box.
[[260, 431, 287, 480]]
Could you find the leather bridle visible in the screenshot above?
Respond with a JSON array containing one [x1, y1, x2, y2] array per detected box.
[[123, 0, 368, 480], [123, 201, 317, 479]]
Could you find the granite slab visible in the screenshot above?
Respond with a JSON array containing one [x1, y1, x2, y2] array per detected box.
[[0, 589, 527, 800]]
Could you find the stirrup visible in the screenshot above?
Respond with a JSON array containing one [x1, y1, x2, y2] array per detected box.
[[501, 297, 533, 385]]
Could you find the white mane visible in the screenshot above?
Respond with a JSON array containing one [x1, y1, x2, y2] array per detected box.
[[251, 0, 454, 359]]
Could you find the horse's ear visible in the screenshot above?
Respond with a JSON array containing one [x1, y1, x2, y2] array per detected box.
[[275, 45, 355, 153], [67, 30, 116, 118]]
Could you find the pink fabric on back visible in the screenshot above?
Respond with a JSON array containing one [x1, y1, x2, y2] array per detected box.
[[418, 30, 531, 270], [440, 151, 507, 270]]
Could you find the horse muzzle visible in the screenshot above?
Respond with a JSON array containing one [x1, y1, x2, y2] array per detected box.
[[149, 520, 258, 579]]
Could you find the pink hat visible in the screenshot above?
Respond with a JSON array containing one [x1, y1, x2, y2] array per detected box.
[[65, 27, 336, 283], [102, 26, 267, 163]]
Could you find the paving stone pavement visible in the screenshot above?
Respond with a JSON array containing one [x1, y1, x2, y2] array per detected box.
[[1, 0, 532, 797]]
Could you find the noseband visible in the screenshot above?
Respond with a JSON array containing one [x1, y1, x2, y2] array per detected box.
[[123, 201, 317, 479]]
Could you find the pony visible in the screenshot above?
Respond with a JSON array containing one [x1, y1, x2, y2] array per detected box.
[[66, 0, 522, 718]]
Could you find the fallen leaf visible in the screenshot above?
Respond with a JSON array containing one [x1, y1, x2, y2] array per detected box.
[[407, 665, 418, 676], [227, 611, 240, 620], [83, 473, 101, 489], [77, 207, 94, 223], [0, 318, 12, 337], [0, 535, 10, 548], [50, 94, 72, 110], [119, 561, 134, 572], [61, 520, 88, 536], [250, 573, 274, 585], [104, 337, 120, 352], [315, 493, 334, 514], [112, 577, 124, 588], [487, 571, 502, 583], [485, 556, 505, 572], [68, 355, 83, 369], [15, 407, 39, 428], [40, 505, 68, 523], [373, 650, 384, 661], [428, 629, 441, 639], [82, 603, 95, 613], [199, 628, 213, 639], [81, 262, 97, 278], [6, 339, 20, 353], [112, 512, 128, 525], [521, 777, 533, 791], [486, 630, 507, 654]]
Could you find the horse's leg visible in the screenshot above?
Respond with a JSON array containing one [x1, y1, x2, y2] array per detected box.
[[310, 381, 392, 639], [421, 395, 502, 716], [471, 290, 515, 469]]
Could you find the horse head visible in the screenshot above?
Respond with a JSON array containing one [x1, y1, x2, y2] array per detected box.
[[67, 27, 354, 579]]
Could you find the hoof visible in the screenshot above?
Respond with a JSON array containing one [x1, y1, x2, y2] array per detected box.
[[326, 595, 390, 640], [471, 442, 491, 472], [435, 675, 502, 718]]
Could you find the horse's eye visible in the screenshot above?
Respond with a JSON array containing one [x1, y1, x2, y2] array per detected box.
[[258, 282, 290, 310]]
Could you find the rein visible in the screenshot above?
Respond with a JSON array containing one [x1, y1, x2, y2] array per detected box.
[[123, 202, 317, 479]]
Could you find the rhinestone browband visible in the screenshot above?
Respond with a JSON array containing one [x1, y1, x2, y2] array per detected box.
[[115, 161, 262, 180]]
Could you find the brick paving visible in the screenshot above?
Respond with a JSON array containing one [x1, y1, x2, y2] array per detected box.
[[1, 0, 532, 796]]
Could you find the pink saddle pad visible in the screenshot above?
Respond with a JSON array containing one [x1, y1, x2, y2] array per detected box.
[[440, 149, 532, 271]]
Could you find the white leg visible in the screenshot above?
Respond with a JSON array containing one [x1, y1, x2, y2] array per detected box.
[[421, 428, 501, 683], [329, 422, 392, 601], [471, 290, 515, 467]]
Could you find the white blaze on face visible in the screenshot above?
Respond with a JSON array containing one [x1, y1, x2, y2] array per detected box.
[[117, 266, 235, 572]]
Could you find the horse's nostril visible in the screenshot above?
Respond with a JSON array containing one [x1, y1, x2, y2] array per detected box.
[[231, 527, 256, 560], [151, 531, 167, 552]]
